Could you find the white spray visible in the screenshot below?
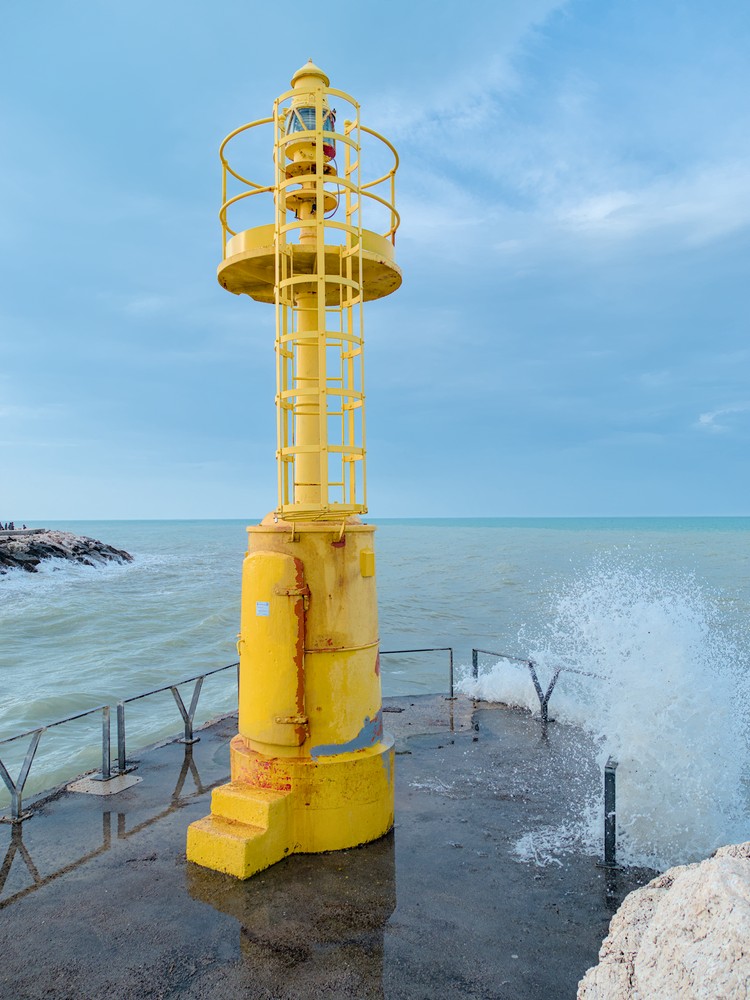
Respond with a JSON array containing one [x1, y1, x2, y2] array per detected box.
[[459, 556, 750, 869]]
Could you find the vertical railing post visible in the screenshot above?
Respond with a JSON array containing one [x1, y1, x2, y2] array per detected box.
[[604, 756, 618, 867], [448, 648, 454, 699], [117, 702, 126, 775], [0, 730, 43, 823], [170, 677, 204, 745], [471, 648, 478, 679], [527, 660, 546, 722], [100, 706, 111, 781]]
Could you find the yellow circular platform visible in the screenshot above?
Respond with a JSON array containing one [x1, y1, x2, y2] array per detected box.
[[218, 228, 402, 304]]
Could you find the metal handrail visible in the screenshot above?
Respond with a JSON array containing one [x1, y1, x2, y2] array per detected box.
[[380, 647, 455, 698], [218, 116, 275, 185], [0, 646, 454, 823], [219, 185, 275, 238], [1, 647, 620, 867], [471, 648, 604, 726], [115, 662, 239, 775], [219, 170, 399, 247], [358, 125, 400, 182], [0, 705, 111, 823], [472, 649, 618, 867], [0, 662, 240, 823]]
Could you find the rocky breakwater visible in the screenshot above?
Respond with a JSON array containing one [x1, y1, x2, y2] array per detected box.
[[0, 529, 133, 575], [578, 841, 750, 999]]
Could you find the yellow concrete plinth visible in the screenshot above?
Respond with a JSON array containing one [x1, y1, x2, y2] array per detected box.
[[186, 515, 394, 879], [186, 735, 394, 879]]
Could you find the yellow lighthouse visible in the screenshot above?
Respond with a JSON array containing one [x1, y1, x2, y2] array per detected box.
[[187, 62, 401, 878]]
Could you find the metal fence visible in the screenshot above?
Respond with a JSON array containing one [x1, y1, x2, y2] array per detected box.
[[0, 648, 455, 824], [471, 648, 604, 727], [0, 705, 112, 823], [380, 646, 455, 697], [471, 647, 619, 867], [0, 662, 239, 824], [115, 662, 239, 774], [1, 646, 620, 867]]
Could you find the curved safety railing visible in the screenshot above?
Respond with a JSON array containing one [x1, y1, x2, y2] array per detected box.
[[218, 106, 399, 257]]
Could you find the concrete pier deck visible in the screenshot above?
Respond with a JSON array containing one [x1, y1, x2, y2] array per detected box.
[[0, 695, 655, 999]]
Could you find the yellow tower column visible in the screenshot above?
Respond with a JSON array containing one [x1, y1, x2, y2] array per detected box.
[[294, 292, 322, 506], [187, 61, 402, 878]]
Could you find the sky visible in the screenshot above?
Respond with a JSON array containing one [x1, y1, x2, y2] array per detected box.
[[2, 0, 749, 519]]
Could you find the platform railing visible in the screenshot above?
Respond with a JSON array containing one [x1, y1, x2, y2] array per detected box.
[[1, 646, 621, 868], [471, 648, 604, 727], [0, 663, 240, 823], [0, 705, 111, 823], [0, 647, 456, 823], [380, 646, 455, 697], [115, 662, 240, 776]]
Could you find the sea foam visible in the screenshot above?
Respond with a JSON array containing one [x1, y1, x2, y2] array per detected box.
[[458, 555, 750, 870]]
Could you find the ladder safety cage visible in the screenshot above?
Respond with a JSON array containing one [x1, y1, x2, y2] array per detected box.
[[217, 83, 399, 522]]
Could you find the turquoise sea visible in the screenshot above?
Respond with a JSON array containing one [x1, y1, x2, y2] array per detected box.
[[2, 517, 749, 868]]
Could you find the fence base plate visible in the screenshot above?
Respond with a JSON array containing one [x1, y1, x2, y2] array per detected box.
[[67, 774, 142, 796]]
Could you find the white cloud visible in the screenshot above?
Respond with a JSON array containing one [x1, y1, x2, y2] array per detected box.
[[696, 403, 750, 433], [373, 8, 750, 262], [557, 191, 637, 229], [553, 162, 750, 245], [365, 1, 569, 140]]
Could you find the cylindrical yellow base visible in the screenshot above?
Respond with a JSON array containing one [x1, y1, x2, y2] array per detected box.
[[186, 736, 394, 879], [186, 514, 394, 879], [238, 515, 382, 756]]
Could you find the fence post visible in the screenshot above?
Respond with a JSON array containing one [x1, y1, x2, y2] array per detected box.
[[170, 677, 204, 745], [471, 648, 478, 679], [101, 706, 111, 781], [117, 702, 126, 774], [0, 730, 43, 823]]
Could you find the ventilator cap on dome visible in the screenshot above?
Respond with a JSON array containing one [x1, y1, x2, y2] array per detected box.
[[291, 59, 330, 89]]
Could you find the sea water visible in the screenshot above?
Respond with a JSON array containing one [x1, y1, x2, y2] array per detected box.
[[2, 517, 749, 869]]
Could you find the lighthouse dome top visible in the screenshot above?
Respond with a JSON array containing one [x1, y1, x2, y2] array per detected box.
[[291, 59, 330, 89]]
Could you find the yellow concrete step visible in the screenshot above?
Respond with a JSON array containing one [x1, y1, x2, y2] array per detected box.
[[186, 813, 291, 879], [210, 782, 291, 827]]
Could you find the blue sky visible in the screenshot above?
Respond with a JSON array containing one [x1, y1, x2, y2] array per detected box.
[[2, 0, 749, 518]]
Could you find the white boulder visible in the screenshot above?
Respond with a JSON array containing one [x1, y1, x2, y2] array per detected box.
[[578, 842, 750, 999]]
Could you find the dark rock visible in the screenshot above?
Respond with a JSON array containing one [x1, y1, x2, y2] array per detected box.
[[0, 530, 133, 575]]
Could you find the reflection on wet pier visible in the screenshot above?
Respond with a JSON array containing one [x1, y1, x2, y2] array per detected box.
[[0, 741, 225, 909], [0, 697, 655, 1000]]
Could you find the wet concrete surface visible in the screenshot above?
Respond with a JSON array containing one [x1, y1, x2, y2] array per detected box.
[[0, 696, 655, 999]]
